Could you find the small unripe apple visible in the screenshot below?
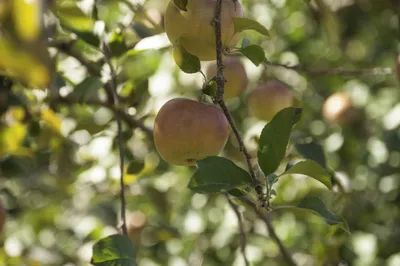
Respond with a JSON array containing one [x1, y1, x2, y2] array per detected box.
[[127, 211, 147, 245], [154, 98, 230, 166], [247, 80, 293, 121], [164, 0, 244, 61], [206, 57, 248, 99], [0, 200, 6, 233], [322, 92, 357, 125]]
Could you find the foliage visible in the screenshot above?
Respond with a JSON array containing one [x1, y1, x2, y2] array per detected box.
[[0, 0, 399, 266]]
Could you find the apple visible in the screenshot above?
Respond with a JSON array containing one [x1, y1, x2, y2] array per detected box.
[[154, 98, 230, 166], [322, 92, 357, 125], [247, 80, 293, 121], [127, 211, 147, 245], [164, 0, 244, 61], [206, 56, 248, 99]]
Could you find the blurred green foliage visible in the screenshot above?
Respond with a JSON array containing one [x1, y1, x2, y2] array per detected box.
[[0, 0, 399, 266]]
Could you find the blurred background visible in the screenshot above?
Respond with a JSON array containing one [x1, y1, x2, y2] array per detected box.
[[0, 0, 399, 265]]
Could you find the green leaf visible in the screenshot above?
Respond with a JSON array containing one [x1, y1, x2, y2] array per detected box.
[[127, 160, 144, 175], [91, 234, 137, 266], [233, 17, 270, 37], [258, 107, 302, 176], [63, 26, 100, 47], [188, 156, 252, 193], [55, 1, 94, 32], [121, 50, 161, 81], [280, 160, 333, 190], [72, 77, 103, 102], [227, 188, 248, 198], [267, 173, 278, 187], [174, 0, 188, 11], [239, 45, 266, 66], [296, 197, 350, 233], [109, 30, 128, 57], [295, 141, 327, 169], [173, 40, 201, 74], [202, 80, 218, 97]]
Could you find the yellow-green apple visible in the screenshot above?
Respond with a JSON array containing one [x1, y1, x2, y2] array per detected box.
[[206, 56, 248, 99], [164, 0, 244, 61], [247, 80, 293, 121], [154, 98, 230, 166]]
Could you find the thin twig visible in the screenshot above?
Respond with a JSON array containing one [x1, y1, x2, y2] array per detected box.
[[240, 197, 297, 266], [56, 97, 154, 139], [225, 193, 250, 266], [213, 0, 264, 206], [48, 40, 103, 78], [265, 61, 394, 76], [102, 40, 127, 235]]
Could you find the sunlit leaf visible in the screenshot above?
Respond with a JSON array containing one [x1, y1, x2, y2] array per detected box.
[[91, 234, 137, 266], [41, 108, 62, 134], [55, 1, 94, 32], [233, 17, 270, 37], [0, 39, 51, 87], [173, 40, 201, 74], [239, 45, 266, 66], [188, 156, 252, 193], [0, 123, 26, 157], [258, 107, 302, 176], [121, 50, 161, 81], [12, 0, 41, 41], [280, 160, 333, 190]]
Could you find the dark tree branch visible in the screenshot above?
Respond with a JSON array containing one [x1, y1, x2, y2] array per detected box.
[[101, 40, 128, 235], [265, 61, 394, 76], [213, 0, 264, 206], [56, 98, 154, 139], [48, 40, 103, 77], [225, 194, 250, 266], [240, 198, 297, 266]]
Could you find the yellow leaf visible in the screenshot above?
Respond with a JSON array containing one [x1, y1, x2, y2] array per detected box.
[[0, 123, 26, 157], [0, 38, 50, 87], [41, 108, 62, 134], [13, 0, 41, 41]]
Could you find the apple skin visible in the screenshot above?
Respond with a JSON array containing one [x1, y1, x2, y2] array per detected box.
[[127, 211, 147, 246], [322, 92, 357, 125], [0, 200, 5, 233], [247, 80, 293, 121], [154, 98, 230, 166], [164, 0, 244, 61], [206, 57, 248, 99]]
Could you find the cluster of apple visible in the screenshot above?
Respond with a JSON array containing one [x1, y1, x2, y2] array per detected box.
[[153, 0, 356, 166]]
